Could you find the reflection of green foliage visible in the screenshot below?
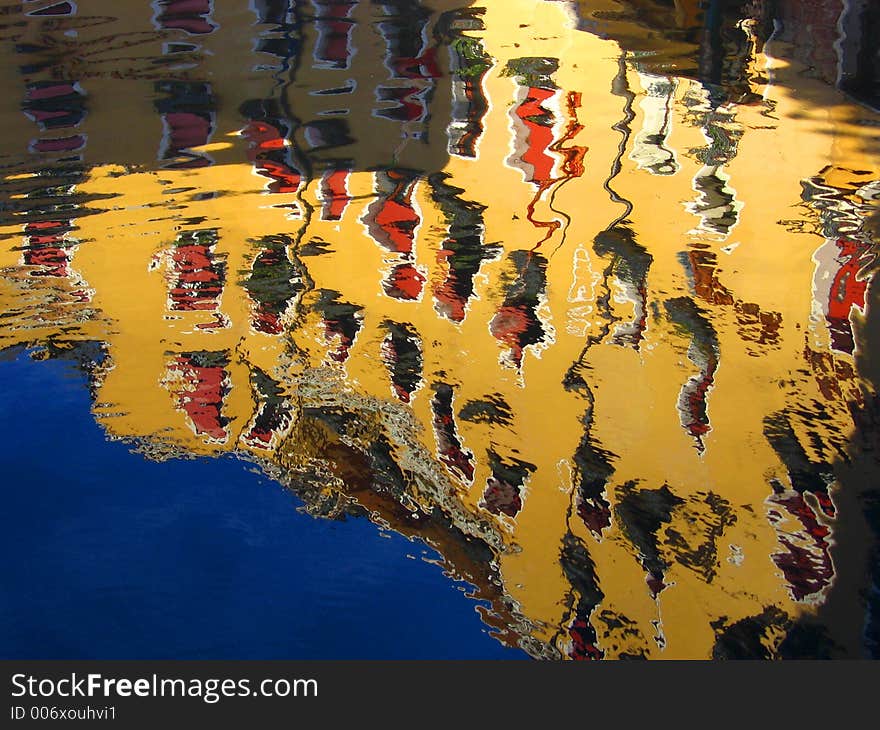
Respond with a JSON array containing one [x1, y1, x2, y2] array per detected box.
[[451, 37, 491, 78], [177, 350, 229, 369], [175, 228, 218, 248], [681, 96, 742, 166], [694, 122, 741, 166], [250, 367, 285, 405], [501, 56, 559, 88]]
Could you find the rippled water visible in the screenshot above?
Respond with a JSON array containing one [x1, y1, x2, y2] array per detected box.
[[1, 0, 879, 660]]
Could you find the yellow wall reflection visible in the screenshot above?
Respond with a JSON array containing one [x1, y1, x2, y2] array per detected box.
[[1, 0, 878, 659]]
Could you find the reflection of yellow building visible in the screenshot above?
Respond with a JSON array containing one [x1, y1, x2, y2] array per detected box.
[[1, 0, 878, 658]]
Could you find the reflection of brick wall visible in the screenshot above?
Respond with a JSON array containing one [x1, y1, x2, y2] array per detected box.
[[775, 0, 844, 84], [838, 0, 880, 109]]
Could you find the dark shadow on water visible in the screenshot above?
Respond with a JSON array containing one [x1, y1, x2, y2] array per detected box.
[[572, 0, 880, 111]]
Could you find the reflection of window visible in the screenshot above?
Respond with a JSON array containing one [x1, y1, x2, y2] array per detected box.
[[164, 229, 227, 314], [302, 118, 354, 149], [25, 1, 77, 17], [23, 221, 73, 278], [629, 73, 679, 176], [312, 0, 357, 70], [447, 36, 491, 158], [431, 383, 474, 484], [427, 173, 498, 324], [380, 320, 423, 403], [163, 41, 199, 55], [489, 250, 552, 370], [375, 1, 432, 78], [164, 351, 231, 443], [373, 3, 438, 132], [152, 0, 217, 35], [19, 75, 88, 294], [242, 234, 304, 335], [154, 81, 215, 169], [240, 106, 302, 194], [320, 168, 351, 221], [252, 0, 294, 26], [22, 82, 86, 131], [362, 170, 427, 301], [313, 289, 363, 364], [374, 85, 427, 123], [242, 368, 293, 449]]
